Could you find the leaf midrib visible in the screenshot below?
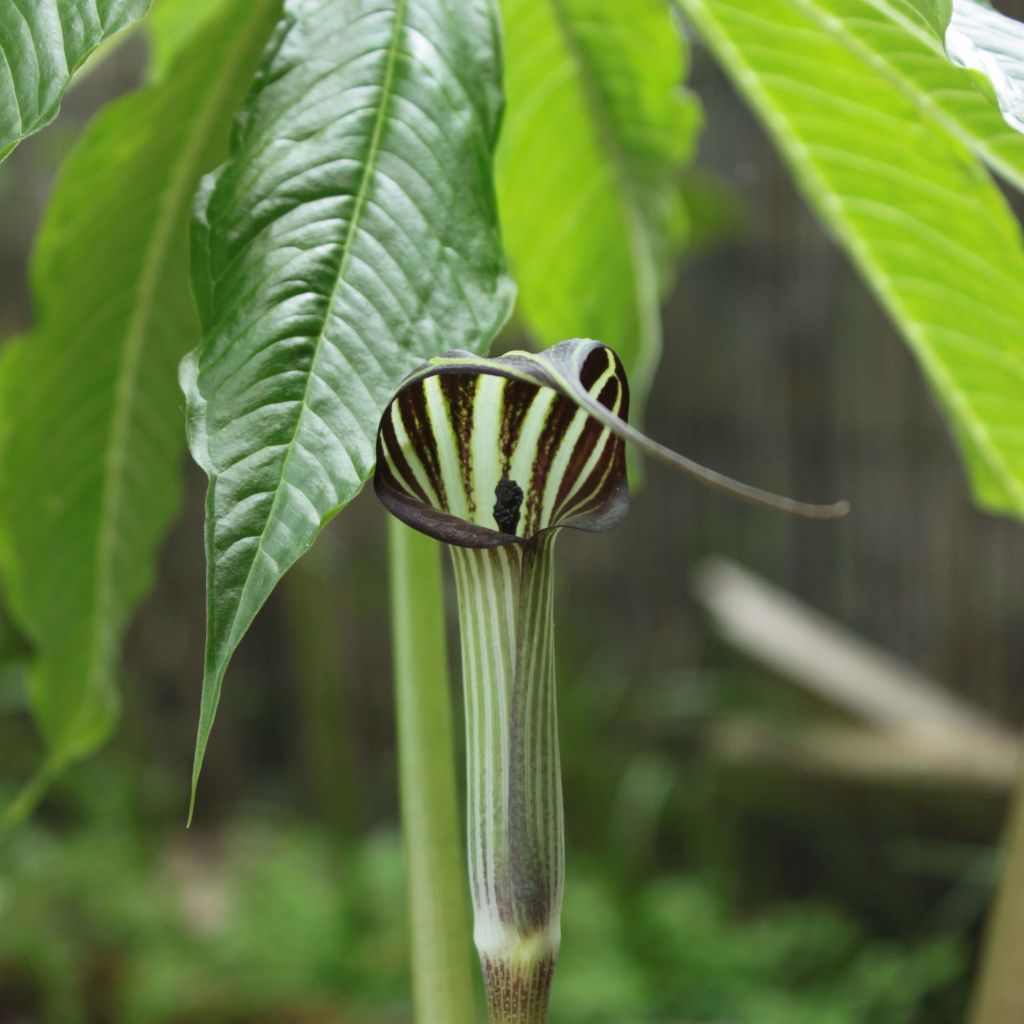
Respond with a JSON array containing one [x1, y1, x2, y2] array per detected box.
[[87, 0, 276, 697], [220, 0, 409, 654]]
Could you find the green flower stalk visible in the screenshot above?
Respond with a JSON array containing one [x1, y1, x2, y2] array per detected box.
[[374, 339, 846, 1023]]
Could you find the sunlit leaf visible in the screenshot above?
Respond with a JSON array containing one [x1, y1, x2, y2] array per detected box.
[[756, 0, 1024, 192], [146, 0, 224, 80], [901, 0, 952, 38], [681, 0, 1024, 518], [0, 0, 278, 784], [0, 0, 151, 160], [496, 0, 700, 403], [181, 0, 515, 816], [946, 0, 1024, 135]]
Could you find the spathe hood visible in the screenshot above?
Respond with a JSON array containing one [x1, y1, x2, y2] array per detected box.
[[374, 338, 847, 548]]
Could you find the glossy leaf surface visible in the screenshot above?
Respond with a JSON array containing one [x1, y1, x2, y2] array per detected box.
[[0, 0, 278, 777], [0, 0, 151, 160], [181, 0, 514, 812], [682, 0, 1024, 518]]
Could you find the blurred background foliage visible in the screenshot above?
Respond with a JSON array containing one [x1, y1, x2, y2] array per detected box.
[[3, 5, 1024, 1023]]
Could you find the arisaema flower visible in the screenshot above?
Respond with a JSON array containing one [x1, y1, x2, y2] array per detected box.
[[374, 338, 846, 1024]]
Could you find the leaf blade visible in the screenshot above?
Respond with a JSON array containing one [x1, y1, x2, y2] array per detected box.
[[0, 0, 279, 777], [784, 0, 1024, 192], [497, 0, 700, 402], [681, 0, 1024, 517], [0, 0, 152, 159], [183, 0, 514, 813]]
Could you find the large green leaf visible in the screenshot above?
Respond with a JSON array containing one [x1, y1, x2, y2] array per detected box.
[[767, 0, 1024, 192], [0, 0, 151, 160], [680, 0, 1024, 517], [496, 0, 700, 402], [181, 0, 515, 814], [0, 0, 279, 783]]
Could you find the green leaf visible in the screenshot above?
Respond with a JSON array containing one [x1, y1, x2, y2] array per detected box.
[[902, 0, 952, 38], [182, 0, 515, 816], [767, 0, 1024, 193], [147, 0, 224, 80], [0, 0, 279, 782], [947, 0, 1024, 135], [0, 0, 152, 161], [681, 0, 1024, 517], [496, 0, 700, 402]]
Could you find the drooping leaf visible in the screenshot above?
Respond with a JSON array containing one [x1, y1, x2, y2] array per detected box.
[[496, 0, 700, 404], [750, 0, 1024, 193], [181, 0, 515, 815], [681, 0, 1024, 518], [0, 0, 279, 782], [946, 0, 1024, 135], [0, 0, 152, 161]]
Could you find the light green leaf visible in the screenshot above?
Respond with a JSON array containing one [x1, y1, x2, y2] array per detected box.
[[0, 0, 152, 161], [901, 0, 952, 38], [496, 0, 700, 403], [0, 0, 278, 781], [769, 0, 1024, 193], [147, 0, 224, 80], [181, 0, 515, 816], [947, 0, 1024, 135], [681, 0, 1024, 517]]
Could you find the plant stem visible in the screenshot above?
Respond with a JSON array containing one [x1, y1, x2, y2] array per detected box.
[[971, 755, 1024, 1024], [451, 536, 563, 1024], [388, 518, 477, 1024]]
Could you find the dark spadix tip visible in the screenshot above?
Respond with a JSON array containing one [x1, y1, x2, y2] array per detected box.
[[493, 478, 524, 534]]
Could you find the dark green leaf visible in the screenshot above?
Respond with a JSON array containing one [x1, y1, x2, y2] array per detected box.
[[0, 0, 152, 160], [0, 0, 279, 781], [496, 0, 700, 404], [181, 0, 515, 815]]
